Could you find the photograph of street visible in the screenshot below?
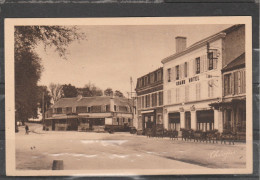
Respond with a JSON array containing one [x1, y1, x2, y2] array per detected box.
[[5, 18, 252, 175]]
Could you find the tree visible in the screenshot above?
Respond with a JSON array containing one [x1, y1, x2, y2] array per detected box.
[[37, 86, 52, 115], [15, 26, 85, 126], [114, 90, 124, 98], [78, 82, 103, 97], [49, 83, 63, 103], [62, 84, 78, 98], [104, 88, 113, 97]]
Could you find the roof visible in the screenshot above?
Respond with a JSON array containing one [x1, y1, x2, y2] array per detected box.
[[222, 53, 245, 72], [162, 24, 245, 64], [52, 96, 133, 108]]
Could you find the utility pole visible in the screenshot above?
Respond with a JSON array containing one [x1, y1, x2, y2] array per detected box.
[[130, 77, 133, 99]]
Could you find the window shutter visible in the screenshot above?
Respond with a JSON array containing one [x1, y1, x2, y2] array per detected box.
[[187, 61, 189, 77], [185, 85, 189, 102], [165, 69, 168, 83], [200, 56, 204, 73], [203, 55, 208, 72], [213, 58, 217, 69], [193, 59, 196, 75], [231, 73, 234, 95], [211, 80, 214, 97]]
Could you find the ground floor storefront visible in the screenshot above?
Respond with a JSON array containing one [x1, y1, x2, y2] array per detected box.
[[44, 113, 133, 132], [164, 100, 223, 135], [210, 97, 246, 139], [137, 107, 164, 133]]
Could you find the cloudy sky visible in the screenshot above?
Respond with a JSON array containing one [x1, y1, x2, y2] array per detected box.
[[37, 24, 232, 96]]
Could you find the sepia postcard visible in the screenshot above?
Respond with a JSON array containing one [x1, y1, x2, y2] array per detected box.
[[5, 17, 252, 176]]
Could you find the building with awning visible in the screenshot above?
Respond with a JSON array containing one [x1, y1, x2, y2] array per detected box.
[[161, 25, 245, 134], [209, 52, 246, 136], [135, 67, 164, 133], [44, 96, 134, 131]]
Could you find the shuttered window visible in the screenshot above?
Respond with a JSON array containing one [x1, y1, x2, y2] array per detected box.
[[185, 85, 189, 102], [171, 67, 175, 82], [196, 83, 201, 100], [176, 65, 180, 80], [196, 57, 200, 74], [167, 68, 171, 82], [184, 62, 188, 77], [167, 90, 171, 104], [176, 88, 180, 103], [159, 91, 163, 106]]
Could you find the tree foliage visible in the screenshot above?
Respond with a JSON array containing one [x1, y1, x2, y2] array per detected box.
[[49, 83, 63, 103], [114, 90, 124, 98], [15, 26, 85, 124], [104, 88, 113, 97], [78, 82, 103, 97], [62, 84, 78, 98], [37, 86, 52, 114]]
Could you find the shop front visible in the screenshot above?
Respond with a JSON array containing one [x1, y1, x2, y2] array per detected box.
[[196, 110, 214, 132], [168, 112, 180, 131], [141, 110, 156, 131]]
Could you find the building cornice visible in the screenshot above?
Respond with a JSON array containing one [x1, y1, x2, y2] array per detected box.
[[161, 33, 226, 64]]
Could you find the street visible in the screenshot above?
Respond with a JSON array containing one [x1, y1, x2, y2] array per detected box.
[[16, 123, 246, 170]]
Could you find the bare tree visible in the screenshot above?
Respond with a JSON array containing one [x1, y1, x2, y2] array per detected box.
[[49, 83, 63, 103]]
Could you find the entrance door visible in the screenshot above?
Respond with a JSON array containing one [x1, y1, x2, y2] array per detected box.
[[185, 112, 191, 129], [52, 120, 55, 130]]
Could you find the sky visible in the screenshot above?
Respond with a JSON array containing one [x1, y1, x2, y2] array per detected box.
[[37, 24, 233, 96]]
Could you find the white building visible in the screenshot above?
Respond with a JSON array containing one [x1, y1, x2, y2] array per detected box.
[[161, 25, 245, 134]]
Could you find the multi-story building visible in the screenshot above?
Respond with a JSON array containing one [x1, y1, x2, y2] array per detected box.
[[44, 96, 134, 131], [210, 53, 246, 135], [135, 68, 164, 133], [161, 25, 245, 135]]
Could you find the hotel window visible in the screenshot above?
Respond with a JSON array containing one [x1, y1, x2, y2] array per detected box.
[[167, 90, 171, 104], [159, 91, 163, 106], [176, 88, 179, 102], [150, 73, 154, 83], [88, 107, 91, 112], [158, 71, 162, 81], [176, 65, 180, 80], [66, 107, 72, 114], [196, 57, 200, 74], [154, 71, 158, 82], [224, 73, 232, 96], [185, 85, 189, 102], [167, 68, 171, 82], [196, 83, 200, 100], [208, 52, 214, 70], [184, 62, 188, 78]]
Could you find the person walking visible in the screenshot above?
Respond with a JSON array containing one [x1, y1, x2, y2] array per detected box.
[[25, 124, 29, 135]]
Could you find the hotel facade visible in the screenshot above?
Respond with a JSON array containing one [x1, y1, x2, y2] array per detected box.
[[161, 25, 245, 134]]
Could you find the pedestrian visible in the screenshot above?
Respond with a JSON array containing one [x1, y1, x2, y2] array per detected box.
[[25, 124, 29, 135]]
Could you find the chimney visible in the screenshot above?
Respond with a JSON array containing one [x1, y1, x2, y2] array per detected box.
[[175, 36, 187, 53], [110, 97, 115, 112]]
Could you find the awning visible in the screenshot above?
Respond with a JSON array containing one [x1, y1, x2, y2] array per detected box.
[[141, 110, 154, 114], [169, 113, 180, 123], [197, 110, 214, 123]]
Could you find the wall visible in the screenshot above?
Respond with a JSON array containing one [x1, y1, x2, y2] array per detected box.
[[222, 25, 245, 67]]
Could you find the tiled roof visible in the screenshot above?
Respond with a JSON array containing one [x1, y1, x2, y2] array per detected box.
[[52, 96, 133, 108], [222, 53, 245, 72]]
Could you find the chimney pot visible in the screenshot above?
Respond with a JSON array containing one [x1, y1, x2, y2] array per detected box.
[[175, 36, 187, 53]]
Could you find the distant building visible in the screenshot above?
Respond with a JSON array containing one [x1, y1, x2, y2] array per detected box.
[[44, 96, 134, 131], [161, 25, 245, 134], [135, 67, 164, 133]]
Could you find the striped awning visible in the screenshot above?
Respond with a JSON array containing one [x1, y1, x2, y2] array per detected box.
[[141, 110, 154, 114]]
